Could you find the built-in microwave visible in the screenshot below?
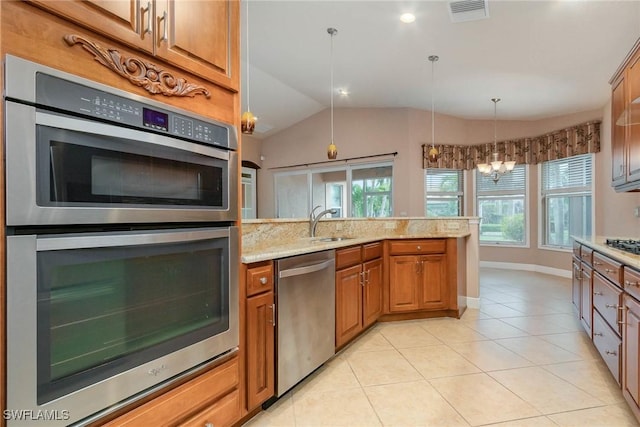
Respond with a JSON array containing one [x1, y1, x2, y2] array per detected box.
[[4, 55, 238, 226]]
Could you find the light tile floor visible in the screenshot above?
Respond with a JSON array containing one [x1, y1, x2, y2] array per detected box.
[[244, 268, 639, 426]]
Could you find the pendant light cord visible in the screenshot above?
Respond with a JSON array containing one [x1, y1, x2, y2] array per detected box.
[[245, 0, 250, 112], [431, 59, 435, 148], [492, 98, 500, 152], [329, 29, 335, 143]]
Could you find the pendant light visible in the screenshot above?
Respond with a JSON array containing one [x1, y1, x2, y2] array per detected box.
[[327, 27, 338, 160], [477, 98, 516, 183], [428, 55, 440, 163], [241, 0, 255, 134]]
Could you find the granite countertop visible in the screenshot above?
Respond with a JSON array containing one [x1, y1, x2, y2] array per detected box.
[[573, 236, 640, 270], [241, 231, 471, 264]]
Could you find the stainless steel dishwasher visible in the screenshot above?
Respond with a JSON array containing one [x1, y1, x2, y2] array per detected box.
[[275, 250, 335, 397]]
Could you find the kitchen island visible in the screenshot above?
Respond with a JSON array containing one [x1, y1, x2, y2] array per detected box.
[[240, 217, 480, 415]]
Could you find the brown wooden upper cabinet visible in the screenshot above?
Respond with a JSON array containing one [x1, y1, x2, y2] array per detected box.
[[611, 38, 640, 191], [29, 0, 239, 91]]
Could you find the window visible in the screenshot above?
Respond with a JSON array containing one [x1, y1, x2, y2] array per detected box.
[[425, 169, 464, 217], [476, 165, 527, 245], [352, 166, 393, 217], [541, 154, 592, 249], [274, 162, 393, 218]]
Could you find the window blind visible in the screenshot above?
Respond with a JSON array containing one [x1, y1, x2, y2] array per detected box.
[[477, 164, 526, 195], [541, 154, 592, 194], [425, 169, 463, 193]]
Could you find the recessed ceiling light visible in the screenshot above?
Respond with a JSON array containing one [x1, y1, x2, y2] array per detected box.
[[400, 13, 416, 23], [338, 89, 349, 96]]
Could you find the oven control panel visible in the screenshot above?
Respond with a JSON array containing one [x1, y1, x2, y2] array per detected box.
[[34, 74, 235, 150]]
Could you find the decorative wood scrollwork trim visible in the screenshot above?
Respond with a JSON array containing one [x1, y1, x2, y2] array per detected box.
[[63, 34, 211, 99]]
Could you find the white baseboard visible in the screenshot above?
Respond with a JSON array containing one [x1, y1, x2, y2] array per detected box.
[[480, 261, 571, 279], [465, 296, 480, 309]]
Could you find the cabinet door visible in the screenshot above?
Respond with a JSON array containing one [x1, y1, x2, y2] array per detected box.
[[363, 258, 383, 328], [572, 260, 581, 312], [612, 74, 627, 186], [246, 291, 275, 410], [624, 295, 640, 409], [580, 264, 592, 336], [419, 254, 448, 310], [30, 0, 153, 53], [388, 256, 420, 312], [335, 265, 363, 348], [627, 53, 640, 182], [155, 0, 238, 90]]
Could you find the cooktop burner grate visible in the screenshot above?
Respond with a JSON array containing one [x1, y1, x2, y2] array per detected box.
[[605, 239, 640, 255]]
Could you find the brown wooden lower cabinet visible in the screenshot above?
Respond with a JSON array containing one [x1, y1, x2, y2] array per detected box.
[[387, 240, 448, 313], [244, 261, 275, 411], [335, 242, 383, 349], [623, 293, 640, 420], [102, 357, 240, 426]]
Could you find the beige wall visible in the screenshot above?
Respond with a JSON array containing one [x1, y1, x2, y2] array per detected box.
[[240, 134, 263, 167], [251, 104, 640, 271]]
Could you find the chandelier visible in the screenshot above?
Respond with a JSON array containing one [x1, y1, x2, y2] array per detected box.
[[477, 98, 515, 183]]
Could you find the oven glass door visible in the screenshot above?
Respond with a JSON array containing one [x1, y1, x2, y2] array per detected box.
[[33, 228, 231, 404], [38, 123, 228, 209]]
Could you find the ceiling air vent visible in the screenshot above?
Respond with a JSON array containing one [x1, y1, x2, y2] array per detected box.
[[448, 0, 489, 23]]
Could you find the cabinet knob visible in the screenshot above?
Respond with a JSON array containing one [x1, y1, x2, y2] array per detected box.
[[594, 332, 603, 337], [259, 276, 268, 285], [593, 291, 603, 296], [625, 280, 640, 287], [605, 268, 615, 274], [416, 245, 421, 250], [594, 261, 603, 266], [605, 350, 618, 356]]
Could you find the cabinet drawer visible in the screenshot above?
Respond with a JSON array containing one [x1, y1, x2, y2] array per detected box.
[[593, 252, 622, 286], [178, 388, 240, 427], [388, 239, 446, 255], [362, 241, 382, 261], [246, 261, 274, 297], [581, 246, 593, 265], [624, 267, 640, 301], [572, 241, 581, 258], [592, 310, 622, 384], [593, 272, 623, 335], [104, 357, 239, 426], [336, 245, 362, 270]]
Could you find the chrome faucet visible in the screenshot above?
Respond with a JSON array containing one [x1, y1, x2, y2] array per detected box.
[[309, 205, 337, 237]]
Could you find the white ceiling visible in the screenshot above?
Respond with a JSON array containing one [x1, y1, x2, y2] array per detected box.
[[241, 0, 640, 138]]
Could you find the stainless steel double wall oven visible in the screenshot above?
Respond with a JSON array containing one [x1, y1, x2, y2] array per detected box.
[[4, 55, 239, 426]]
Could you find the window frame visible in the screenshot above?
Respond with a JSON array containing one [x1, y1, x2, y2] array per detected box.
[[424, 168, 465, 217], [474, 164, 529, 248], [538, 154, 594, 251], [273, 160, 394, 218]]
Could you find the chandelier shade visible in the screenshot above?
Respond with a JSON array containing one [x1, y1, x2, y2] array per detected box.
[[477, 98, 515, 183]]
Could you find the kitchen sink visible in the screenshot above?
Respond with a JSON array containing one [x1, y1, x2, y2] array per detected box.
[[311, 237, 353, 243]]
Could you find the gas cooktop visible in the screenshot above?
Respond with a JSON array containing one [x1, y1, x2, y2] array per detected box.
[[605, 239, 640, 255]]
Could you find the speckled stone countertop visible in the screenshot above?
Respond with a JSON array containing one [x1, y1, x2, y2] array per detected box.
[[241, 217, 476, 263], [573, 236, 640, 270]]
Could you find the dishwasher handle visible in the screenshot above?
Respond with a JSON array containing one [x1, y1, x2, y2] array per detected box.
[[278, 259, 334, 279]]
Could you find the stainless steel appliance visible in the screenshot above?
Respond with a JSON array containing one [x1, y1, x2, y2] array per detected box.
[[4, 54, 237, 226], [3, 55, 239, 426], [275, 250, 336, 397], [6, 227, 238, 426], [606, 239, 640, 255]]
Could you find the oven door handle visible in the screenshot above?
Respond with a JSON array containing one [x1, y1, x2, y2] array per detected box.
[[36, 227, 235, 251]]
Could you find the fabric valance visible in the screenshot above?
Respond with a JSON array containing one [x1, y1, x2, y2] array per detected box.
[[422, 120, 601, 170]]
